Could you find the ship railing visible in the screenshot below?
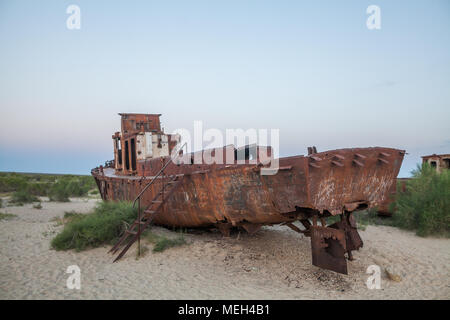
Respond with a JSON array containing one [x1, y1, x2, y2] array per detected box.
[[104, 160, 115, 168]]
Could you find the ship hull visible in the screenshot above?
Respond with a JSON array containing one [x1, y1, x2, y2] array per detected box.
[[92, 147, 404, 230]]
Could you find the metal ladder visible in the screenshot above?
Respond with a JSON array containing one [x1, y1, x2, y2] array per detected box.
[[110, 144, 186, 262]]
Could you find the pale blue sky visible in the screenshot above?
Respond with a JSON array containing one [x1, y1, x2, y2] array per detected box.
[[0, 0, 449, 176]]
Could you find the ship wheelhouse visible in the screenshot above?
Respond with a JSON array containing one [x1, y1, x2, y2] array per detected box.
[[112, 113, 180, 176]]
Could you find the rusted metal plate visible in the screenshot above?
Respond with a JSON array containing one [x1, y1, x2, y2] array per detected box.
[[310, 226, 347, 274], [329, 214, 363, 254], [306, 148, 404, 215], [241, 223, 262, 234]]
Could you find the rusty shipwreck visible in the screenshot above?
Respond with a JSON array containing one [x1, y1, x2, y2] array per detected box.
[[92, 113, 405, 274]]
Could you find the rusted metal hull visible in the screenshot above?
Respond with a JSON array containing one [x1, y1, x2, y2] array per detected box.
[[93, 147, 404, 229]]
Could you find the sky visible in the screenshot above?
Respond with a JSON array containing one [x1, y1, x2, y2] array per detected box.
[[0, 0, 449, 176]]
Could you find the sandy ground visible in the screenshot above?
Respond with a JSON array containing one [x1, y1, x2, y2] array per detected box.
[[0, 197, 449, 300]]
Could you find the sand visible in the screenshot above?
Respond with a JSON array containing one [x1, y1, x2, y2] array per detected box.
[[0, 197, 449, 300]]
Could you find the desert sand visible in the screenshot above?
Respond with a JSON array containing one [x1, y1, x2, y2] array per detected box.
[[0, 197, 449, 300]]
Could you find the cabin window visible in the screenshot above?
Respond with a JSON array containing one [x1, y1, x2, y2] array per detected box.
[[117, 138, 122, 165], [443, 159, 450, 169], [131, 138, 137, 171], [235, 146, 257, 161], [430, 161, 437, 168], [136, 121, 149, 131], [158, 137, 162, 148], [124, 140, 130, 170]]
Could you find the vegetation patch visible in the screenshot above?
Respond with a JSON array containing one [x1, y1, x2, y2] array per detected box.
[[63, 210, 84, 219], [390, 163, 450, 237], [0, 172, 28, 193], [48, 177, 96, 202], [143, 230, 187, 252], [48, 181, 71, 202], [0, 172, 97, 202], [51, 201, 137, 251], [0, 212, 17, 221], [9, 190, 40, 205], [51, 211, 85, 226]]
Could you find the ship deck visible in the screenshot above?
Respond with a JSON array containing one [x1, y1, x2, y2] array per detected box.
[[100, 167, 184, 180]]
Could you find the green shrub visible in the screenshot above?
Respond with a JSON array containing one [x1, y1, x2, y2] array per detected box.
[[48, 181, 71, 202], [51, 211, 85, 226], [391, 163, 450, 237], [0, 212, 16, 221], [65, 179, 88, 197], [10, 190, 40, 205], [48, 177, 96, 201], [0, 173, 28, 193], [63, 211, 84, 220], [143, 231, 187, 252], [153, 235, 186, 252], [0, 172, 96, 199], [51, 201, 137, 251], [26, 182, 53, 196]]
